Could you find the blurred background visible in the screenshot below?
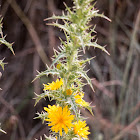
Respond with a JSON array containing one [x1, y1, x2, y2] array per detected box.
[[0, 0, 140, 140]]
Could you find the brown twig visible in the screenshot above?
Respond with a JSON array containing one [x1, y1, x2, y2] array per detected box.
[[101, 80, 123, 86], [112, 116, 140, 140], [6, 0, 50, 66], [92, 79, 114, 98], [29, 0, 41, 97], [47, 0, 56, 57]]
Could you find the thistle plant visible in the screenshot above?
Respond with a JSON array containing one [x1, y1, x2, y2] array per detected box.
[[0, 17, 14, 70], [34, 0, 110, 139], [0, 17, 14, 134]]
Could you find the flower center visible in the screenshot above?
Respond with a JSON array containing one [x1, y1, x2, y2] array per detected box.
[[58, 117, 64, 124]]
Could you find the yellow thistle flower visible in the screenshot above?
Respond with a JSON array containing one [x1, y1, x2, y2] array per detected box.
[[74, 120, 90, 139], [43, 78, 63, 91], [44, 105, 74, 136], [56, 63, 61, 69], [66, 89, 72, 95], [74, 92, 89, 107]]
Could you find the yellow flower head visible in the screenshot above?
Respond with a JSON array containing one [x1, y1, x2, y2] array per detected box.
[[43, 78, 63, 91], [74, 92, 89, 107], [66, 89, 72, 96], [56, 63, 61, 69], [74, 120, 90, 139], [44, 105, 74, 136]]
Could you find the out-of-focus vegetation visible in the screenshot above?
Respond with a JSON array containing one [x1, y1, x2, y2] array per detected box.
[[0, 0, 140, 140]]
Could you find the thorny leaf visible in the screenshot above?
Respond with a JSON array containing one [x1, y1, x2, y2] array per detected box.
[[76, 71, 94, 92], [32, 69, 60, 82], [0, 58, 7, 70], [86, 42, 110, 55]]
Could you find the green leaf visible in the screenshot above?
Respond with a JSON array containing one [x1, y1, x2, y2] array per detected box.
[[0, 38, 15, 55], [44, 14, 70, 21], [0, 123, 6, 134], [80, 56, 96, 65], [79, 36, 86, 53], [67, 97, 79, 118], [46, 22, 70, 34], [34, 92, 48, 106], [34, 90, 65, 106], [51, 53, 66, 67], [85, 105, 94, 116], [0, 128, 6, 134], [63, 2, 73, 15], [34, 112, 47, 124], [0, 17, 14, 55], [0, 17, 3, 34], [0, 58, 7, 70], [76, 71, 94, 91], [94, 13, 111, 22], [86, 42, 110, 55], [32, 69, 59, 82], [44, 135, 56, 140]]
